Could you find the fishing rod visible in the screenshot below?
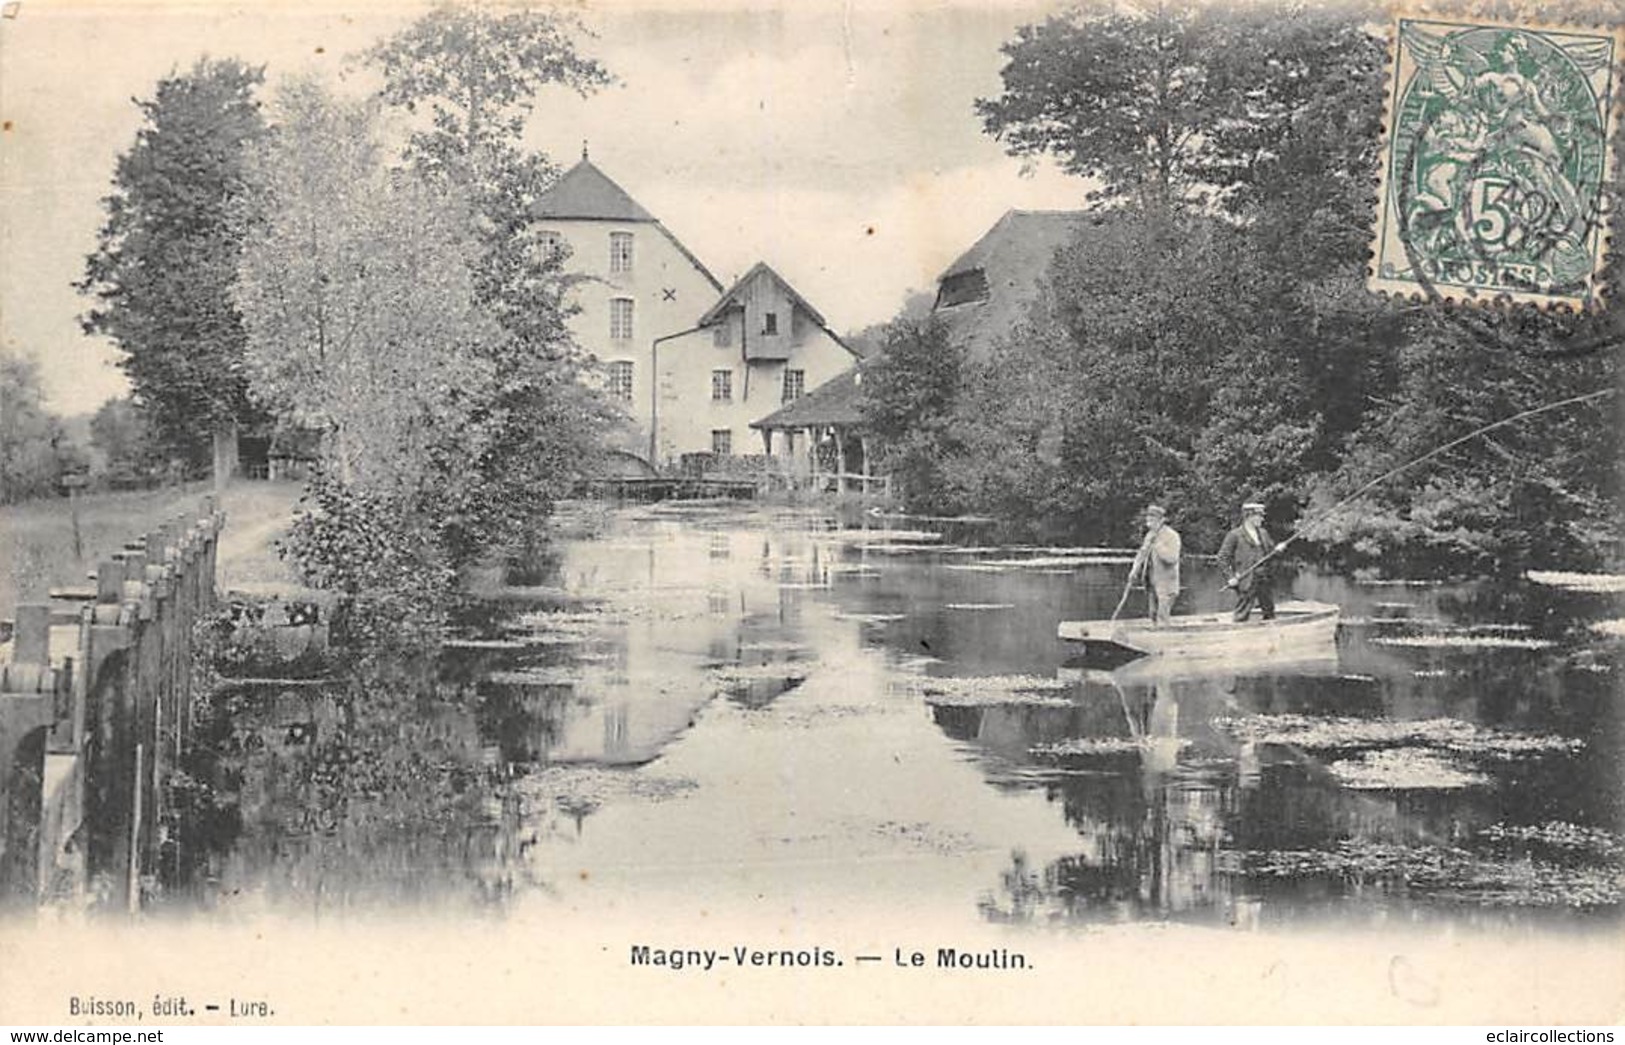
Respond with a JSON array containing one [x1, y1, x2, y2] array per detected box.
[[1225, 387, 1617, 587]]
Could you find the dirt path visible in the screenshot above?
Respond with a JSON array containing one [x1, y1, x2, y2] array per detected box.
[[215, 480, 306, 594]]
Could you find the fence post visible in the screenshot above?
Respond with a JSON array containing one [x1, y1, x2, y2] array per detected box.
[[4, 498, 227, 913], [0, 605, 57, 903]]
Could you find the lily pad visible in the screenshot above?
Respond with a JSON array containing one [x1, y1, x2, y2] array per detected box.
[[1032, 737, 1191, 756], [1328, 748, 1489, 790], [914, 674, 1072, 707], [1526, 571, 1625, 593]]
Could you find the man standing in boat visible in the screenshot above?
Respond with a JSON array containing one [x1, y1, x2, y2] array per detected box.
[[1218, 501, 1286, 622], [1129, 504, 1181, 625]]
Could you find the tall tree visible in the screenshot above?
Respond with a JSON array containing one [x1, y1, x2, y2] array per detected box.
[[978, 0, 1384, 218], [364, 2, 616, 558], [0, 353, 66, 504], [858, 318, 965, 513], [78, 58, 268, 467], [89, 396, 166, 487], [234, 79, 495, 500], [976, 1, 1222, 213]]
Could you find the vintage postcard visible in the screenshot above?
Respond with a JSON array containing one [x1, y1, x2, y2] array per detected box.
[[1, 0, 1622, 1028]]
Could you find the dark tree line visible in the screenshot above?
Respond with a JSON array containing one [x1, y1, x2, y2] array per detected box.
[[862, 0, 1620, 575]]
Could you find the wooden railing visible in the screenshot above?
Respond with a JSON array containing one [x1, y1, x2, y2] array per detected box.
[[0, 497, 223, 911]]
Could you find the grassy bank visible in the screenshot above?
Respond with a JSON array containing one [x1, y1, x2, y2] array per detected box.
[[2, 479, 304, 612]]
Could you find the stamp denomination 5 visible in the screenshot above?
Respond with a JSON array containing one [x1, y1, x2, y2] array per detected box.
[[1371, 16, 1623, 310]]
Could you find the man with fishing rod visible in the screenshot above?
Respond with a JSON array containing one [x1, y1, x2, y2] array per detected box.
[[1218, 500, 1289, 622]]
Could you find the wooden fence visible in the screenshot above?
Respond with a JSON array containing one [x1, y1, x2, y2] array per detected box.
[[0, 497, 223, 911]]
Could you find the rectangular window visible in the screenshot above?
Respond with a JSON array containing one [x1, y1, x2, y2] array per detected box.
[[712, 321, 732, 348], [763, 311, 778, 336], [536, 230, 565, 259], [711, 369, 733, 402], [609, 232, 633, 274], [610, 298, 634, 341], [782, 368, 805, 403], [711, 429, 732, 456], [608, 360, 634, 403]]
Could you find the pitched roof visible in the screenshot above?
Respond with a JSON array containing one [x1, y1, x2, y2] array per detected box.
[[752, 363, 866, 430], [698, 262, 829, 329], [530, 157, 723, 291], [531, 158, 656, 222], [933, 209, 1094, 362]]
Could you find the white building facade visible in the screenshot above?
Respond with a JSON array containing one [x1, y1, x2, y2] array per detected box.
[[532, 158, 855, 469], [529, 155, 723, 465]]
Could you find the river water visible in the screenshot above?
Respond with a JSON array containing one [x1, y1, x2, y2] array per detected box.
[[189, 502, 1623, 933]]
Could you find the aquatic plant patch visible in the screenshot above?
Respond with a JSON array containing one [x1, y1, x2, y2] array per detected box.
[[1215, 713, 1581, 757], [1370, 635, 1555, 650], [1031, 737, 1192, 756], [507, 612, 616, 634], [517, 766, 699, 817], [1240, 841, 1623, 907], [911, 674, 1072, 707], [736, 640, 812, 653], [1527, 571, 1625, 593], [1479, 822, 1624, 859], [817, 529, 943, 543], [977, 555, 1138, 567], [486, 667, 587, 686], [1328, 748, 1490, 790]]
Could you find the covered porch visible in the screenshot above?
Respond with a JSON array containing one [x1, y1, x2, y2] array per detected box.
[[750, 366, 888, 495]]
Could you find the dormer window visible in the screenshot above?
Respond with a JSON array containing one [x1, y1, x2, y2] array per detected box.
[[763, 312, 778, 336], [936, 269, 989, 308]]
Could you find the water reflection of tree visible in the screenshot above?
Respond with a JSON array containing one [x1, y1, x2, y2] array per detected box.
[[176, 634, 595, 915]]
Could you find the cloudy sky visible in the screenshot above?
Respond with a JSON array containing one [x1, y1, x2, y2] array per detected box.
[[0, 0, 1087, 414]]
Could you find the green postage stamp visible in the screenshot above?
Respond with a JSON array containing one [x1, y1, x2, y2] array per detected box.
[[1371, 16, 1623, 310]]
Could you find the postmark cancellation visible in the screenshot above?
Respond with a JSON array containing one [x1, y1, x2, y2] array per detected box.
[[1370, 15, 1624, 310]]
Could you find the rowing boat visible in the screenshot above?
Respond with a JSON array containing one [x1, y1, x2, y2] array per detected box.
[[1057, 600, 1340, 660]]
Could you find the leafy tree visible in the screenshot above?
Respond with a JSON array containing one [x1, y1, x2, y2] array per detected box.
[[234, 79, 496, 500], [78, 58, 268, 467], [858, 318, 965, 513], [89, 396, 167, 488], [977, 2, 1218, 212], [978, 0, 1384, 219], [364, 2, 615, 558], [364, 2, 610, 185], [0, 353, 66, 503]]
